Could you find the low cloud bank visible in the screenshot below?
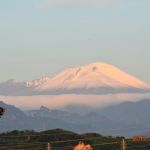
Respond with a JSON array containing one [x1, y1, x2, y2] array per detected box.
[[1, 93, 150, 110]]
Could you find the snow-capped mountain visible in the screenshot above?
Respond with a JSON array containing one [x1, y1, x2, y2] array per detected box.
[[26, 76, 51, 88], [36, 62, 149, 90], [0, 62, 149, 96]]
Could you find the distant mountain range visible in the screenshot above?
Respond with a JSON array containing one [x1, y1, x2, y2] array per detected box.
[[0, 62, 149, 96], [1, 99, 150, 137], [1, 62, 150, 136], [0, 101, 121, 133]]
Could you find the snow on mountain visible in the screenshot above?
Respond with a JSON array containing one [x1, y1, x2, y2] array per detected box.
[[26, 76, 51, 88], [36, 62, 150, 90], [0, 62, 149, 96]]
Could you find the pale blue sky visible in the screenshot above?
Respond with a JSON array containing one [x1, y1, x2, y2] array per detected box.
[[0, 0, 150, 83]]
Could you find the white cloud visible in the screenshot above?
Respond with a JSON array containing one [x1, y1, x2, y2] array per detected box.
[[2, 93, 150, 109]]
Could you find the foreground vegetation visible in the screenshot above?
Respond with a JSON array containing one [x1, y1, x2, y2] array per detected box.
[[0, 129, 150, 150]]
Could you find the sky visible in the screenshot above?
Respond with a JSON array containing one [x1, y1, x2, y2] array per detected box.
[[0, 0, 150, 83]]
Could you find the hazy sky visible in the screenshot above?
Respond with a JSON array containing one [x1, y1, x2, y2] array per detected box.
[[0, 0, 150, 83]]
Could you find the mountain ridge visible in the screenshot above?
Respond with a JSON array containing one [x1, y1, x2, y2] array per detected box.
[[36, 62, 150, 90], [1, 100, 150, 137], [0, 62, 149, 96]]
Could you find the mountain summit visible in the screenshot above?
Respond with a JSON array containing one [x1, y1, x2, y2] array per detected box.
[[36, 62, 150, 90], [0, 62, 149, 96]]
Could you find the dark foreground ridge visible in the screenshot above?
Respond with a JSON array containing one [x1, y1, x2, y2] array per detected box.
[[0, 129, 150, 150]]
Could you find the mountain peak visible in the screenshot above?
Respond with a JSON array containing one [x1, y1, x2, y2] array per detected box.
[[6, 79, 18, 84], [40, 106, 49, 111], [0, 62, 149, 96], [37, 62, 150, 91], [26, 76, 51, 87], [86, 62, 113, 68], [81, 62, 122, 74]]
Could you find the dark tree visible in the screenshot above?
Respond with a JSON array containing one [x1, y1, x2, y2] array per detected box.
[[0, 107, 5, 117]]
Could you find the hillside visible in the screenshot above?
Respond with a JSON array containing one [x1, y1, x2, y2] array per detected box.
[[1, 100, 150, 137], [0, 129, 150, 150], [0, 101, 124, 134]]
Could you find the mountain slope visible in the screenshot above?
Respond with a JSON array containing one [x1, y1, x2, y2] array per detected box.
[[2, 100, 150, 136], [99, 99, 150, 125], [0, 101, 125, 134], [0, 62, 149, 96], [37, 62, 150, 90]]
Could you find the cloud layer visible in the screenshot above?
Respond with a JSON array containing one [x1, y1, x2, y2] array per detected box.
[[2, 93, 150, 109]]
